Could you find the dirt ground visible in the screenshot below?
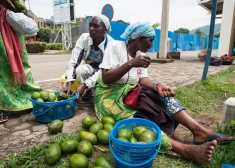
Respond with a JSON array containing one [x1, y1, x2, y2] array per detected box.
[[0, 101, 224, 161]]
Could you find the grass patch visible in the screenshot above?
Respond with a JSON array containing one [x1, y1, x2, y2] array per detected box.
[[1, 66, 235, 168]]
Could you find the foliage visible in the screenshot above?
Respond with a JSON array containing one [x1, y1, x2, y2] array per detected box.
[[38, 27, 52, 43], [71, 18, 81, 27], [174, 28, 189, 34], [214, 32, 220, 38], [195, 29, 207, 37], [52, 26, 61, 33], [46, 43, 63, 50], [152, 23, 160, 29], [25, 42, 46, 53], [1, 67, 235, 168]]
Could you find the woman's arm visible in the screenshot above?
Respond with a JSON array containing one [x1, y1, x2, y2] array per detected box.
[[139, 77, 154, 88], [102, 56, 151, 84], [0, 0, 19, 12], [102, 62, 132, 84], [139, 77, 175, 97], [66, 34, 86, 82]]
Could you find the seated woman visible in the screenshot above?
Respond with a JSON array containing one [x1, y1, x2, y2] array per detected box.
[[94, 22, 233, 165], [61, 14, 114, 100]]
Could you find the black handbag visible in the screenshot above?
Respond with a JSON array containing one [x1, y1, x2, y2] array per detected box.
[[210, 56, 221, 66]]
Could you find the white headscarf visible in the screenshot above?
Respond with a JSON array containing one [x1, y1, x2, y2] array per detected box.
[[93, 14, 112, 33]]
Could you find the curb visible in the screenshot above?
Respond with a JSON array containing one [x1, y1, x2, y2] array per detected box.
[[151, 58, 174, 63], [28, 52, 70, 55]]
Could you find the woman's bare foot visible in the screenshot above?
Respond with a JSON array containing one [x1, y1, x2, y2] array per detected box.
[[183, 140, 217, 165], [193, 129, 233, 144]]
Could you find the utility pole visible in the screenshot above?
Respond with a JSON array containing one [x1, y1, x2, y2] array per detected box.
[[202, 0, 217, 80], [159, 0, 170, 59]]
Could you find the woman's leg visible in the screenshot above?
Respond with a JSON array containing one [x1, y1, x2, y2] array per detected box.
[[169, 136, 217, 165], [171, 110, 233, 143], [163, 97, 233, 143]]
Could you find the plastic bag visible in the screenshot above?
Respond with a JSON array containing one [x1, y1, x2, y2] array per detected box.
[[6, 10, 38, 36]]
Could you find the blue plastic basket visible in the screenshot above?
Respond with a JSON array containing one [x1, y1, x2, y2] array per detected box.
[[111, 146, 158, 168], [30, 92, 77, 123], [109, 118, 161, 166]]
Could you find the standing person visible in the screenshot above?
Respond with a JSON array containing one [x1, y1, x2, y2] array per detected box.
[[0, 0, 41, 123], [94, 22, 233, 164], [61, 15, 114, 100]]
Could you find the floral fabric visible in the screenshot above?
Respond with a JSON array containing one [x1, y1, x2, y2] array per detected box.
[[0, 33, 41, 111]]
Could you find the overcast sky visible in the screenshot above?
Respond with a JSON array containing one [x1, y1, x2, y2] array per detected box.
[[25, 0, 221, 31]]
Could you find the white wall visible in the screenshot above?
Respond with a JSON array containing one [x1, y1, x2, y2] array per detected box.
[[218, 0, 235, 56]]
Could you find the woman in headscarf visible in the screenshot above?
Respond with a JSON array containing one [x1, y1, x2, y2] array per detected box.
[[95, 21, 233, 164], [61, 14, 114, 100], [0, 0, 41, 122]]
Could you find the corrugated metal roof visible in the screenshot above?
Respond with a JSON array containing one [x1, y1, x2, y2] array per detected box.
[[198, 0, 224, 15]]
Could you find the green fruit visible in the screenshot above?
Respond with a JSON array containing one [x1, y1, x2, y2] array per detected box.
[[60, 139, 79, 154], [36, 98, 44, 102], [133, 126, 147, 140], [80, 131, 97, 145], [103, 123, 113, 132], [97, 130, 110, 145], [139, 130, 156, 143], [117, 137, 129, 142], [40, 91, 49, 101], [69, 154, 89, 168], [44, 143, 61, 165], [77, 140, 93, 156], [57, 92, 68, 101], [101, 116, 115, 125], [129, 136, 138, 143], [117, 128, 132, 140], [95, 156, 114, 168], [31, 92, 40, 100], [48, 120, 63, 134], [49, 92, 56, 97], [89, 122, 103, 134], [159, 132, 170, 152], [82, 116, 97, 129], [48, 95, 56, 102]]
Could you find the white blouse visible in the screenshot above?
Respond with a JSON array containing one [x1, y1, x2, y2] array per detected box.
[[99, 41, 148, 84]]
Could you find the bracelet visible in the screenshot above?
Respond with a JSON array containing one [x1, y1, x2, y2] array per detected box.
[[152, 82, 161, 91]]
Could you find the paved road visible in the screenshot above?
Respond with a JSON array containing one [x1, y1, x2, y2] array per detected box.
[[28, 50, 219, 81], [28, 54, 70, 81]]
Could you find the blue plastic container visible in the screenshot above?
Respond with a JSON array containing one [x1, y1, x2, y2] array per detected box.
[[30, 92, 77, 123], [111, 145, 158, 168], [109, 118, 161, 167]]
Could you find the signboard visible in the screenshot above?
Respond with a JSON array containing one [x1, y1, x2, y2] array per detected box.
[[53, 0, 75, 24], [101, 4, 114, 21]]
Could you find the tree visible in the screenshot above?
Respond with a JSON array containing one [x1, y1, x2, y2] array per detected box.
[[152, 23, 160, 29], [38, 27, 51, 43], [195, 29, 206, 37], [174, 28, 189, 34], [214, 32, 220, 38], [71, 18, 81, 27]]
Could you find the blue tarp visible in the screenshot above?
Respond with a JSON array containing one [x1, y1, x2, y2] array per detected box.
[[206, 37, 220, 49], [107, 21, 220, 52]]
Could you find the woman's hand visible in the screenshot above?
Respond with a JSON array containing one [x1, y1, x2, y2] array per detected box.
[[0, 0, 20, 12], [156, 83, 175, 97], [129, 56, 151, 68], [76, 84, 87, 99], [60, 82, 72, 95]]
